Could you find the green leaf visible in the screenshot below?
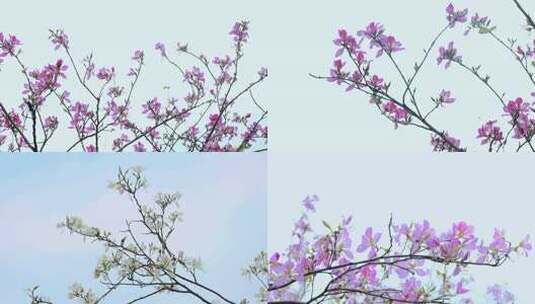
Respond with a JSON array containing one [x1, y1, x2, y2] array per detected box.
[[478, 26, 496, 34], [322, 220, 332, 231]]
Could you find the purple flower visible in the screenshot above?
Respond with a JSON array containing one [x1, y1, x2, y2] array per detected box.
[[438, 89, 456, 105], [327, 59, 347, 85], [487, 284, 514, 304], [446, 3, 468, 28], [258, 67, 268, 79], [334, 28, 362, 57], [96, 67, 115, 81], [133, 141, 147, 152], [437, 41, 462, 69], [502, 97, 534, 139], [503, 97, 529, 117], [142, 97, 162, 120], [357, 22, 385, 42], [302, 195, 319, 212], [519, 235, 532, 256], [489, 229, 510, 254], [0, 33, 22, 58], [431, 132, 463, 152], [50, 30, 69, 50], [229, 21, 249, 45], [86, 144, 97, 152], [376, 35, 404, 57], [357, 227, 381, 258], [465, 13, 491, 35], [456, 281, 470, 295], [477, 120, 503, 145], [43, 116, 58, 131], [132, 49, 144, 61], [112, 134, 129, 151], [383, 101, 409, 125], [155, 42, 166, 57]]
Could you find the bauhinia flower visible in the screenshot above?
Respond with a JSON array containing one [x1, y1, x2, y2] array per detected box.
[[437, 41, 462, 69], [268, 197, 531, 303]]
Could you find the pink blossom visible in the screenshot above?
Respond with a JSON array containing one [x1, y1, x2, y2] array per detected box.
[[43, 116, 58, 131], [487, 285, 514, 304], [465, 13, 491, 35], [438, 89, 456, 105], [85, 145, 96, 152], [383, 101, 409, 125], [477, 120, 503, 145], [229, 21, 249, 44], [503, 97, 529, 117], [446, 3, 469, 28], [133, 141, 146, 152], [269, 200, 529, 303], [357, 22, 385, 44], [518, 235, 532, 256], [456, 281, 470, 295], [50, 29, 69, 50], [302, 195, 319, 212], [431, 132, 463, 152], [155, 42, 166, 57], [132, 49, 144, 61], [96, 67, 115, 81], [357, 227, 381, 258], [327, 59, 347, 85], [142, 98, 162, 120], [112, 134, 129, 151], [437, 41, 462, 69], [376, 35, 404, 57], [334, 28, 362, 57], [0, 33, 22, 58]]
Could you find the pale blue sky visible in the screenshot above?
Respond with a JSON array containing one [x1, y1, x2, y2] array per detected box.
[[0, 154, 266, 303], [269, 153, 535, 303]]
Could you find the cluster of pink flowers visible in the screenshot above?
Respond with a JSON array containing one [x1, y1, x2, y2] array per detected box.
[[327, 25, 401, 101], [503, 97, 535, 140], [477, 120, 504, 146], [269, 197, 531, 303], [323, 2, 535, 152], [0, 20, 268, 152], [383, 101, 409, 127], [0, 33, 22, 61], [431, 132, 463, 152]]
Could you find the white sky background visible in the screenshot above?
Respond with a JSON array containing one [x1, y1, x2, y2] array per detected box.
[[3, 1, 535, 151], [268, 153, 535, 302], [0, 154, 266, 303]]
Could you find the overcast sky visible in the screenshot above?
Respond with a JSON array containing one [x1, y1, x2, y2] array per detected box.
[[269, 153, 535, 302], [2, 0, 535, 151], [0, 154, 266, 303]]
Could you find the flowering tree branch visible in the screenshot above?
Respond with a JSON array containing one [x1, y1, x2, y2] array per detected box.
[[0, 21, 268, 152], [27, 167, 267, 304], [512, 0, 535, 30], [318, 2, 535, 152], [268, 196, 531, 303]]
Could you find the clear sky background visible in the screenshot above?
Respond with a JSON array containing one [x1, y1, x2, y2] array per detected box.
[[0, 154, 266, 303], [2, 0, 535, 151], [268, 153, 535, 303]]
